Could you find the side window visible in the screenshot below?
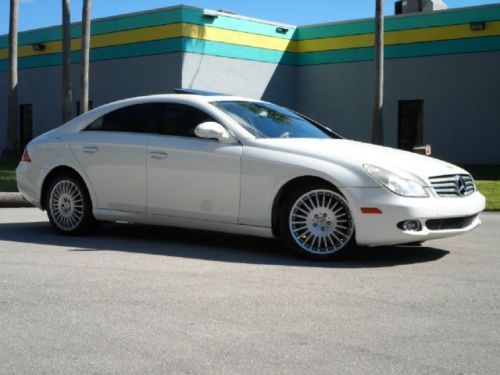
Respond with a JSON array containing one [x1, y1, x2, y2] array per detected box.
[[85, 104, 161, 133], [158, 103, 214, 138], [85, 103, 214, 137]]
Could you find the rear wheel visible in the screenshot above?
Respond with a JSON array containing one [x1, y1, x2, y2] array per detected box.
[[45, 175, 98, 235], [280, 183, 355, 260]]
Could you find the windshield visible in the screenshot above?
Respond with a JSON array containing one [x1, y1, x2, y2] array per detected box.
[[212, 101, 340, 139]]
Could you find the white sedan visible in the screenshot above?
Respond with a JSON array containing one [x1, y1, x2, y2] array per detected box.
[[16, 92, 485, 260]]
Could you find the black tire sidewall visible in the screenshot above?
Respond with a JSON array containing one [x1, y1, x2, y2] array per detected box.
[[279, 182, 355, 260]]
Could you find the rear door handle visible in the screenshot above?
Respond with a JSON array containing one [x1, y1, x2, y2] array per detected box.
[[149, 151, 168, 159], [82, 145, 99, 153]]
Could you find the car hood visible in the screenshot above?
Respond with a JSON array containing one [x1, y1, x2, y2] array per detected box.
[[250, 138, 467, 183]]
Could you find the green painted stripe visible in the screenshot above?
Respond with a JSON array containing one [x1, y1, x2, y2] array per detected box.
[[0, 6, 294, 49], [297, 35, 500, 65], [296, 5, 500, 40]]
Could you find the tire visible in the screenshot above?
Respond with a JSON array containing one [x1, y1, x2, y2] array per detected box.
[[279, 182, 356, 260], [45, 174, 99, 235]]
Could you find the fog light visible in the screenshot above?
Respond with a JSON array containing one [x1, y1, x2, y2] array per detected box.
[[398, 220, 422, 232]]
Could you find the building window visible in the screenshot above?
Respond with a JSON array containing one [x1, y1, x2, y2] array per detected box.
[[76, 100, 94, 116], [398, 100, 424, 151], [19, 104, 33, 150]]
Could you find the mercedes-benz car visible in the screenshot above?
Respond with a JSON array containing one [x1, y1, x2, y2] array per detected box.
[[16, 92, 485, 260]]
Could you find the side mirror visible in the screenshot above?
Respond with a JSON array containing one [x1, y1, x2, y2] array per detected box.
[[194, 122, 235, 143]]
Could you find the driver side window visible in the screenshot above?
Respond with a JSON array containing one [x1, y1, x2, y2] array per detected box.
[[158, 103, 214, 138]]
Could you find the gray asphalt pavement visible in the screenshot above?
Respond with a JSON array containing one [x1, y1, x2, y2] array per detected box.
[[0, 208, 499, 374]]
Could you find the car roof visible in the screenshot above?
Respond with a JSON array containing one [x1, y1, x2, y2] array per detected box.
[[112, 93, 261, 105]]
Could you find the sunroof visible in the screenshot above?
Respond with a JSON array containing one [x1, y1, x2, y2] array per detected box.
[[174, 88, 230, 96]]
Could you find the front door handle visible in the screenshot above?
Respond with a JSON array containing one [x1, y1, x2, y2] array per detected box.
[[149, 151, 168, 159], [82, 145, 99, 153]]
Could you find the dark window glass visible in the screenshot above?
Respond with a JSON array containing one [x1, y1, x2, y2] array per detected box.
[[85, 104, 152, 133], [212, 101, 339, 139], [85, 103, 214, 137], [158, 103, 214, 137]]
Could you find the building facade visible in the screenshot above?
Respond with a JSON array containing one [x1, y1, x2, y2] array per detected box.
[[0, 4, 499, 164]]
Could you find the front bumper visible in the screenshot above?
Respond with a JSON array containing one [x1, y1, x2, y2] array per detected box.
[[342, 187, 486, 246]]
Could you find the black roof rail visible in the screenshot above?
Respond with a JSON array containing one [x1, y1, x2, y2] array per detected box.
[[174, 88, 230, 96]]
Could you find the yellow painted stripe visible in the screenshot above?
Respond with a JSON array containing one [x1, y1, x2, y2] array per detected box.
[[0, 23, 291, 60], [294, 20, 500, 52], [1, 21, 499, 60], [0, 23, 184, 59], [182, 24, 292, 51]]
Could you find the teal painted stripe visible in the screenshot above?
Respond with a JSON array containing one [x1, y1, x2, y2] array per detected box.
[[0, 38, 185, 71], [182, 38, 296, 64], [0, 6, 294, 49], [1, 34, 499, 72], [297, 35, 500, 65], [181, 8, 295, 40], [0, 37, 294, 72], [0, 7, 184, 49], [296, 5, 500, 40]]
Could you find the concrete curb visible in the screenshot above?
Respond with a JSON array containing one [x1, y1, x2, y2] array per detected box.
[[0, 193, 34, 208]]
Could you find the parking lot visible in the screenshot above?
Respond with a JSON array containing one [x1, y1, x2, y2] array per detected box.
[[0, 208, 499, 374]]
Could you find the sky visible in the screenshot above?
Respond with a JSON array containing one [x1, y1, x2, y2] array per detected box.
[[0, 0, 498, 35]]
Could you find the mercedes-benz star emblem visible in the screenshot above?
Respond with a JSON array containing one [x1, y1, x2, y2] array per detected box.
[[455, 175, 467, 196]]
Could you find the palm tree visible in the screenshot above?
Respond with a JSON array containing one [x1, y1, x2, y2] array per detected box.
[[4, 0, 19, 156], [80, 0, 91, 114], [62, 0, 72, 123], [371, 0, 384, 145]]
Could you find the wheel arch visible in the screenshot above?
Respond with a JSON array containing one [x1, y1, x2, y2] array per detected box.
[[40, 165, 94, 210], [271, 175, 344, 238]]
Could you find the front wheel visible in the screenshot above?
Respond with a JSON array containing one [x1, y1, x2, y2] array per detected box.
[[280, 183, 356, 260], [46, 175, 98, 235]]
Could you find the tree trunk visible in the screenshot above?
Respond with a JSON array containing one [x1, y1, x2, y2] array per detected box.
[[62, 0, 72, 123], [371, 0, 384, 145], [80, 0, 91, 114], [4, 0, 19, 155]]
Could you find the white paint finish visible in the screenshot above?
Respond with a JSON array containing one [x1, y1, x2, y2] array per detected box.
[[67, 131, 148, 212], [343, 186, 485, 245], [146, 135, 242, 222], [16, 93, 486, 247]]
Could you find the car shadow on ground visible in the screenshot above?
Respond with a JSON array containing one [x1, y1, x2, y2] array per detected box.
[[0, 221, 449, 268]]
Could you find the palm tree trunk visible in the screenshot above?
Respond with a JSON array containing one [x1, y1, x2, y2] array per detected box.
[[371, 0, 384, 145], [62, 0, 72, 123], [4, 0, 19, 155], [80, 0, 91, 114]]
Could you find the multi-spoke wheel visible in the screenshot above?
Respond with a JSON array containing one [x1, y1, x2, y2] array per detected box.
[[46, 175, 98, 235], [280, 183, 355, 260]]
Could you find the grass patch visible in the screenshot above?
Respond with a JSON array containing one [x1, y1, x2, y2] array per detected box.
[[463, 165, 500, 211], [0, 157, 19, 192]]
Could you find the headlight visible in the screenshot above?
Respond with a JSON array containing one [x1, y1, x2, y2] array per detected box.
[[363, 164, 429, 197]]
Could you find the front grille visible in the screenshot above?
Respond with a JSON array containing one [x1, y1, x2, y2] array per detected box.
[[426, 215, 478, 230], [428, 174, 475, 197]]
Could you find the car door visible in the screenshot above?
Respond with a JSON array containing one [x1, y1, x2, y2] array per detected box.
[[146, 102, 242, 223], [69, 104, 150, 213]]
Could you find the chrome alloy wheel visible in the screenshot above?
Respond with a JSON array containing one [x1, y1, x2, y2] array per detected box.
[[288, 189, 354, 255], [49, 180, 84, 231]]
